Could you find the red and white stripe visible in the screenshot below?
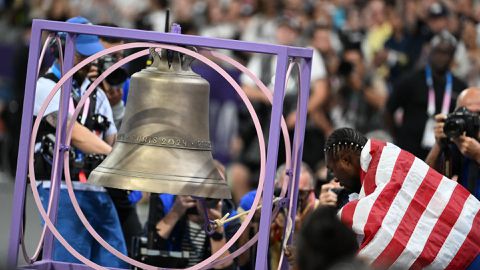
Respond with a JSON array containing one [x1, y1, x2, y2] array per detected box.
[[339, 139, 480, 270]]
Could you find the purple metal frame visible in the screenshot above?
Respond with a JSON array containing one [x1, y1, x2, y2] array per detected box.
[[7, 19, 312, 269]]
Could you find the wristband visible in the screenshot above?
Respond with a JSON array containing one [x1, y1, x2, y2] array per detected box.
[[210, 231, 224, 241]]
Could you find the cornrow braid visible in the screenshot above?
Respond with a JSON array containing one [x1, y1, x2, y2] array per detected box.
[[324, 128, 367, 160]]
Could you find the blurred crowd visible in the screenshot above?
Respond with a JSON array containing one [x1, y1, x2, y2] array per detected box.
[[1, 0, 480, 269]]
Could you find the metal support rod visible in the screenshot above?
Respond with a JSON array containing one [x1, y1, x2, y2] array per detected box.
[[280, 57, 312, 270], [41, 33, 76, 260], [31, 20, 312, 57], [255, 50, 289, 269], [7, 23, 43, 269]]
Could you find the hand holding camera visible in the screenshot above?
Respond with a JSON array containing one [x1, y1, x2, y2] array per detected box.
[[319, 180, 341, 207], [88, 55, 128, 105], [443, 107, 480, 139], [434, 107, 480, 141], [453, 135, 480, 164], [433, 114, 447, 144], [206, 200, 223, 222], [171, 196, 197, 216], [433, 107, 480, 163], [96, 55, 128, 85], [103, 81, 123, 106]]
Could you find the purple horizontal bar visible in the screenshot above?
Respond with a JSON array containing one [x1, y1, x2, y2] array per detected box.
[[33, 19, 313, 58]]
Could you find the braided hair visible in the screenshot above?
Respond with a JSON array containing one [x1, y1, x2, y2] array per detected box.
[[324, 128, 367, 160]]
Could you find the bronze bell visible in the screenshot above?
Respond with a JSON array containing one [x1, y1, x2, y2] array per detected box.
[[88, 49, 231, 199]]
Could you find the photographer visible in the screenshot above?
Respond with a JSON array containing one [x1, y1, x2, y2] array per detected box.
[[385, 30, 467, 160], [34, 17, 127, 267], [144, 194, 238, 269], [425, 87, 480, 199]]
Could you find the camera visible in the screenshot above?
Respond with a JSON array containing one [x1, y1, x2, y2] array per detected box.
[[443, 107, 480, 139], [96, 55, 128, 86], [83, 153, 107, 171], [40, 133, 75, 163], [91, 113, 110, 132]]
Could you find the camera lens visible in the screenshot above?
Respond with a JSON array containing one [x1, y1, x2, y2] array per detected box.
[[98, 55, 128, 86], [106, 68, 128, 86], [444, 118, 466, 138]]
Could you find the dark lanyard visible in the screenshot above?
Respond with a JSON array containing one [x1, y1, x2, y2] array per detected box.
[[425, 65, 453, 117], [52, 62, 91, 124]]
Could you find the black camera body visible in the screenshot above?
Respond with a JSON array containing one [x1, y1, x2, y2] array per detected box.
[[96, 55, 128, 86], [443, 107, 480, 139], [91, 113, 110, 132]]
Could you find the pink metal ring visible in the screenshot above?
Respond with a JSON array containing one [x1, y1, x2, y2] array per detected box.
[[29, 43, 267, 269], [21, 34, 64, 264]]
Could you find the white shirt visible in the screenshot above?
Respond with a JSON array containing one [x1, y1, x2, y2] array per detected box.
[[34, 69, 117, 191], [240, 47, 326, 95], [34, 72, 117, 138]]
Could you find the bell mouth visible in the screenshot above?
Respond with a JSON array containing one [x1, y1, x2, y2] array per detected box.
[[89, 168, 231, 199], [88, 142, 232, 199]]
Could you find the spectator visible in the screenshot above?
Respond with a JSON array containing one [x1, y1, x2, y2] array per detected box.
[[382, 9, 419, 85], [386, 30, 466, 159], [238, 162, 317, 270], [296, 206, 361, 270], [425, 2, 450, 40], [362, 0, 392, 65], [339, 6, 365, 51], [146, 194, 238, 268], [240, 0, 279, 44], [425, 87, 480, 200], [452, 18, 480, 86], [235, 17, 302, 197], [331, 46, 387, 134]]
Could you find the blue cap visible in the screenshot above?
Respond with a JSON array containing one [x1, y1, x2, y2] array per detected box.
[[239, 190, 257, 211], [65, 16, 104, 56]]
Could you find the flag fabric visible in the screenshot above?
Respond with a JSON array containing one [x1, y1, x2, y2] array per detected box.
[[338, 139, 480, 270]]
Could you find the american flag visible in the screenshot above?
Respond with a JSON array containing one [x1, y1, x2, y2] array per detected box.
[[338, 139, 480, 269]]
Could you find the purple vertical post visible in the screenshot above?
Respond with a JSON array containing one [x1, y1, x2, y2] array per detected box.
[[7, 23, 43, 269], [41, 33, 76, 260], [255, 49, 289, 269], [280, 56, 312, 270]]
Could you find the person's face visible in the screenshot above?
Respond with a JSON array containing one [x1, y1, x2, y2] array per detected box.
[[428, 17, 448, 34], [298, 171, 313, 191], [276, 25, 298, 46], [344, 50, 362, 69], [457, 90, 480, 113], [390, 12, 403, 32], [343, 49, 364, 88], [369, 0, 386, 25], [312, 29, 332, 53], [100, 40, 125, 59], [326, 152, 361, 193], [429, 42, 455, 73], [298, 171, 314, 208], [73, 53, 91, 81]]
